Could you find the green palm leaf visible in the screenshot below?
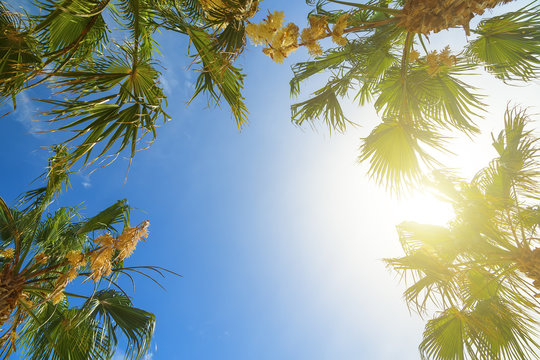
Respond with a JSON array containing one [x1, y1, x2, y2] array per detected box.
[[0, 3, 41, 102], [0, 157, 171, 359], [359, 118, 446, 193], [291, 83, 351, 133], [387, 108, 540, 359], [419, 307, 467, 360], [374, 62, 483, 135], [187, 25, 248, 129], [467, 5, 540, 82], [84, 290, 155, 360]]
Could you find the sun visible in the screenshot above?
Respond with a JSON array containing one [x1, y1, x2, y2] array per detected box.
[[393, 190, 455, 226]]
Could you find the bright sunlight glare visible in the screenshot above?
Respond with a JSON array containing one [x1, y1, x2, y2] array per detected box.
[[393, 190, 454, 226]]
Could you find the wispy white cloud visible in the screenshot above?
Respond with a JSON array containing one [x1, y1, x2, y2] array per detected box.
[[159, 64, 179, 96], [14, 92, 42, 136], [79, 173, 92, 188]]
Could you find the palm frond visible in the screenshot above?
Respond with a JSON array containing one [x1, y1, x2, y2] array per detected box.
[[40, 43, 169, 167], [359, 118, 447, 193], [291, 81, 352, 133], [0, 2, 41, 102], [289, 44, 359, 97], [374, 62, 483, 135], [84, 290, 155, 360], [186, 25, 248, 129], [419, 307, 468, 360], [388, 108, 540, 359], [77, 199, 130, 234], [467, 5, 540, 82]]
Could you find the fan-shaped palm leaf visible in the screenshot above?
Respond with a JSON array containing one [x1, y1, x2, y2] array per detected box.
[[467, 4, 540, 82]]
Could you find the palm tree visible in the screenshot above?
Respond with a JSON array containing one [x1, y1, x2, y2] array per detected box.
[[385, 107, 540, 359], [0, 0, 259, 169], [247, 0, 540, 192], [0, 146, 169, 359]]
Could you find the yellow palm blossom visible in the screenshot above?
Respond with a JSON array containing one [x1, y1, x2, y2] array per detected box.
[[34, 252, 49, 264], [409, 49, 420, 63], [300, 16, 328, 56], [89, 246, 115, 282], [116, 221, 150, 260], [0, 248, 14, 259], [425, 46, 457, 76], [265, 23, 299, 64], [246, 11, 285, 45], [66, 250, 86, 268], [50, 274, 70, 304], [94, 233, 115, 247], [331, 13, 349, 46], [51, 292, 65, 305]]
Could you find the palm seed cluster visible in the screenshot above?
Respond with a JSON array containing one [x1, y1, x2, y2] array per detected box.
[[199, 0, 259, 24], [399, 0, 514, 34]]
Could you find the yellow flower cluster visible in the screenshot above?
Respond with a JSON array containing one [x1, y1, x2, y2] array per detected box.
[[246, 11, 284, 45], [66, 250, 86, 281], [116, 220, 149, 261], [48, 221, 149, 304], [51, 249, 85, 303], [247, 12, 350, 62], [300, 16, 328, 56], [425, 46, 457, 76], [89, 221, 149, 282], [51, 276, 68, 304], [89, 242, 115, 282], [331, 14, 349, 47], [408, 46, 457, 75], [0, 248, 14, 259], [408, 49, 420, 63], [246, 11, 296, 63], [34, 252, 49, 264], [262, 23, 299, 64]]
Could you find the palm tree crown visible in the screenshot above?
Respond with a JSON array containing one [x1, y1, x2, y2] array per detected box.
[[0, 0, 260, 170], [386, 107, 540, 359], [246, 0, 540, 192], [0, 147, 167, 360]]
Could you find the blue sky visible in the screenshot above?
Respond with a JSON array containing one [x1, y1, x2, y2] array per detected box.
[[3, 1, 540, 359]]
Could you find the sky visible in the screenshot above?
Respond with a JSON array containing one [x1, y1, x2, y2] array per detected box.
[[3, 1, 540, 359]]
